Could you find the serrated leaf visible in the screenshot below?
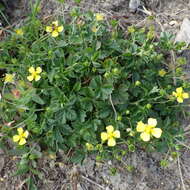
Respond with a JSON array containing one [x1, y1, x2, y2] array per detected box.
[[32, 95, 45, 105], [66, 109, 77, 121]]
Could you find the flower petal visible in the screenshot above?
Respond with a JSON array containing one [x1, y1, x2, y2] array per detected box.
[[107, 138, 116, 147], [106, 125, 114, 133], [36, 67, 42, 73], [177, 97, 183, 103], [52, 31, 59, 37], [4, 74, 14, 83], [151, 128, 162, 138], [172, 91, 177, 97], [113, 130, 120, 138], [176, 87, 183, 93], [58, 26, 63, 32], [13, 135, 20, 142], [101, 132, 108, 141], [148, 118, 157, 127], [91, 25, 98, 33], [23, 131, 29, 138], [46, 26, 52, 33], [96, 13, 104, 21], [19, 138, 26, 145], [140, 132, 150, 142], [52, 21, 58, 26], [29, 67, 35, 73], [17, 127, 23, 135], [27, 75, 34, 81], [183, 93, 189, 99], [136, 121, 146, 132], [35, 75, 41, 81]]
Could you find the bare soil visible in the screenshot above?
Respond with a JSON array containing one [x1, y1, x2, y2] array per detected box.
[[1, 0, 190, 189]]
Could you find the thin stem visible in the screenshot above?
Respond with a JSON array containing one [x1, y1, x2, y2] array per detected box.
[[109, 94, 117, 121]]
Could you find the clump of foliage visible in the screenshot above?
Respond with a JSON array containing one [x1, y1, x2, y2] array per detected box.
[[0, 2, 189, 181]]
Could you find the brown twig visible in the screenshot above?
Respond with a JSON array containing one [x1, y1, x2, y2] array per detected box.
[[171, 50, 177, 86], [177, 154, 186, 190], [81, 175, 105, 189]]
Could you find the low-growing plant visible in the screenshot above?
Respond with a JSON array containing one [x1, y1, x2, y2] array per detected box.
[[0, 2, 189, 183]]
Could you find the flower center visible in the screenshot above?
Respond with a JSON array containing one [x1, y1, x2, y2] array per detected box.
[[177, 92, 183, 98], [145, 125, 154, 134], [107, 132, 114, 139]]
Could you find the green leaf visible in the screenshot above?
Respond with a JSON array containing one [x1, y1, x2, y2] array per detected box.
[[73, 81, 81, 91], [70, 150, 85, 163], [26, 177, 38, 190], [66, 109, 77, 121], [32, 95, 45, 105], [90, 76, 102, 89], [78, 110, 86, 122], [101, 83, 113, 99]]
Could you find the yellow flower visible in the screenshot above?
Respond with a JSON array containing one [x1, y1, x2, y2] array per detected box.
[[135, 81, 141, 86], [13, 127, 29, 145], [85, 143, 94, 151], [4, 74, 14, 83], [91, 25, 98, 33], [101, 125, 120, 147], [172, 87, 189, 103], [46, 20, 63, 37], [128, 26, 135, 33], [15, 29, 24, 36], [136, 118, 162, 142], [27, 66, 42, 81], [158, 69, 166, 77], [95, 13, 104, 21]]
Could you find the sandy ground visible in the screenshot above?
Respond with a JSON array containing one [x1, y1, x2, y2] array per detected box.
[[1, 0, 190, 189]]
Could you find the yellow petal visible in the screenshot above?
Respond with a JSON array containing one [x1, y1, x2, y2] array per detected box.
[[36, 67, 42, 74], [147, 118, 157, 127], [52, 21, 58, 26], [151, 128, 162, 138], [113, 130, 120, 138], [183, 93, 189, 99], [96, 13, 104, 21], [176, 87, 183, 93], [4, 74, 14, 83], [46, 26, 52, 33], [23, 131, 29, 138], [136, 121, 146, 132], [172, 91, 177, 97], [19, 138, 26, 145], [52, 31, 59, 37], [91, 25, 98, 33], [86, 143, 94, 151], [58, 26, 63, 32], [106, 125, 114, 133], [15, 29, 24, 36], [17, 127, 24, 135], [34, 75, 41, 81], [140, 132, 150, 142], [101, 132, 108, 141], [29, 67, 35, 73], [27, 75, 34, 81], [13, 135, 20, 142], [107, 138, 116, 147], [177, 97, 183, 103]]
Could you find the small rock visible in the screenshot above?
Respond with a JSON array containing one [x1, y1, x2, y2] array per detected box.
[[129, 0, 141, 13], [169, 20, 178, 26], [0, 149, 4, 172], [109, 173, 121, 188], [175, 18, 190, 44], [77, 184, 83, 190]]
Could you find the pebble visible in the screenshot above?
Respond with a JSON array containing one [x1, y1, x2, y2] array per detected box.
[[175, 18, 190, 44], [129, 0, 141, 13]]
